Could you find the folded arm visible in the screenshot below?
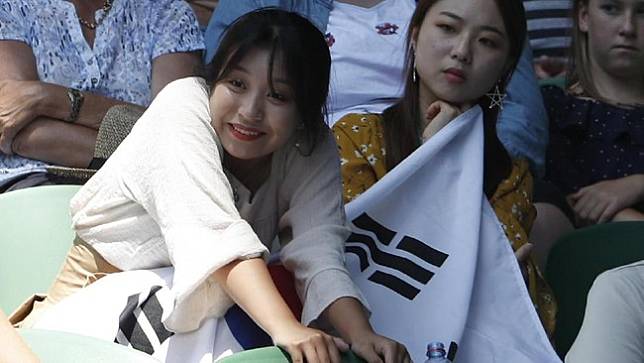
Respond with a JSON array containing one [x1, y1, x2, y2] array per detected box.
[[0, 40, 201, 166], [569, 174, 644, 224]]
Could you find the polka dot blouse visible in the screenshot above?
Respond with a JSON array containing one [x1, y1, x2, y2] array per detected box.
[[543, 85, 644, 195]]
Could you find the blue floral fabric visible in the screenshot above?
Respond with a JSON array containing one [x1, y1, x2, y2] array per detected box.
[[0, 0, 204, 184], [0, 0, 204, 106]]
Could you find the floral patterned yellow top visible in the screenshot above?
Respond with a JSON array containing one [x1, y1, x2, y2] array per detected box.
[[333, 113, 557, 336]]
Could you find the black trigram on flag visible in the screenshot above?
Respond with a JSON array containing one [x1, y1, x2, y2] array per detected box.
[[346, 213, 449, 300], [114, 285, 174, 355]]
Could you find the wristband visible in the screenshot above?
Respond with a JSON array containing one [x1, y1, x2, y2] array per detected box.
[[65, 88, 84, 123]]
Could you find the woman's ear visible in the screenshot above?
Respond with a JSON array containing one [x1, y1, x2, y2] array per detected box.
[[578, 2, 590, 33]]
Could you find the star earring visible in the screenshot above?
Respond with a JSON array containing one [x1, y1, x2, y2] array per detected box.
[[486, 84, 506, 110]]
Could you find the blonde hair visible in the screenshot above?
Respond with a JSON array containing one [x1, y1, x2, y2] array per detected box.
[[566, 0, 603, 98]]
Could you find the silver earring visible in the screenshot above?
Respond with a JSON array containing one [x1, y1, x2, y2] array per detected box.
[[486, 84, 506, 110], [412, 56, 418, 83], [294, 122, 304, 150]]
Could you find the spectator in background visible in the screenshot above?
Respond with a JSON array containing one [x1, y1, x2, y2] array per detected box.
[[543, 0, 644, 225], [523, 0, 573, 80], [530, 0, 644, 270], [0, 0, 204, 191], [203, 0, 550, 177]]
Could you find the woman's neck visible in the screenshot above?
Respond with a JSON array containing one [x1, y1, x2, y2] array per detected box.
[[590, 59, 644, 105], [223, 153, 272, 194]]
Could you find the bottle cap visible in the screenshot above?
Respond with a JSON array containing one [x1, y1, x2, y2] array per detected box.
[[427, 342, 446, 358]]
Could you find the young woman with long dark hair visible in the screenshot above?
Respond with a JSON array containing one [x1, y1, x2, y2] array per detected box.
[[333, 0, 556, 335]]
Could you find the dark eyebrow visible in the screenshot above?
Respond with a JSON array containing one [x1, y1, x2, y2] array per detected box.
[[480, 25, 505, 37], [439, 11, 462, 21], [230, 65, 292, 86], [438, 11, 506, 37]]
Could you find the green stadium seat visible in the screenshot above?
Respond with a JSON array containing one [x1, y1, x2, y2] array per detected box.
[[0, 185, 81, 314], [545, 221, 644, 358], [18, 328, 159, 363], [218, 346, 366, 363]]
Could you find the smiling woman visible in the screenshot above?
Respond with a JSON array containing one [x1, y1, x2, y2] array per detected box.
[[17, 8, 409, 363], [209, 47, 300, 189]]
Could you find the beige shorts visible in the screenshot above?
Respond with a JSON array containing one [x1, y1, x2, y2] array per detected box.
[[13, 236, 120, 327]]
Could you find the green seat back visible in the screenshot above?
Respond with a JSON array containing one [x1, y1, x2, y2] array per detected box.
[[545, 221, 644, 358], [219, 347, 366, 363], [538, 76, 566, 89], [19, 328, 159, 363], [0, 185, 81, 313]]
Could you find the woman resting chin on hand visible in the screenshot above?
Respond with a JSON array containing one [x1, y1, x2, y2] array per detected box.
[[333, 0, 556, 336]]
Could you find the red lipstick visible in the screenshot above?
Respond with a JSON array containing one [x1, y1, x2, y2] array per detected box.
[[444, 68, 466, 83], [228, 123, 264, 141]]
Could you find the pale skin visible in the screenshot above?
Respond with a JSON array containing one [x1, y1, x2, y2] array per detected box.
[[0, 0, 201, 167], [0, 309, 39, 363], [565, 0, 644, 224], [568, 175, 644, 224], [533, 55, 567, 80], [410, 0, 510, 141], [212, 259, 345, 363], [215, 258, 410, 363]]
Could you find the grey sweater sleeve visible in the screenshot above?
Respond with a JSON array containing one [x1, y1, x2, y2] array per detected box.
[[278, 131, 370, 326]]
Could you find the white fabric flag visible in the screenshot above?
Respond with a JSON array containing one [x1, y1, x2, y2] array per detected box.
[[34, 268, 245, 363], [344, 106, 561, 362]]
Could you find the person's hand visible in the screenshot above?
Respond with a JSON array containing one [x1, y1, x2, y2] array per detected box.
[[514, 243, 533, 284], [422, 101, 471, 142], [349, 330, 411, 363], [0, 80, 46, 154], [533, 55, 566, 80], [321, 297, 409, 363], [568, 175, 644, 224], [272, 323, 348, 363]]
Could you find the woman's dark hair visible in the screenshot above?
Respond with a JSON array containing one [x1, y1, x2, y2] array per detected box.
[[382, 0, 527, 196], [207, 8, 331, 155]]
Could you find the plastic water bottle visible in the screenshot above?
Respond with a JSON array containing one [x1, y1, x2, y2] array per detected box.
[[424, 342, 449, 362]]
